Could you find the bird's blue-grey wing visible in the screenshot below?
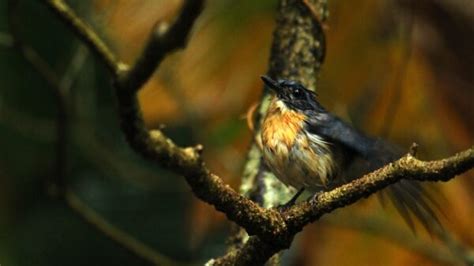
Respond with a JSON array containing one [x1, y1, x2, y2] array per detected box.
[[305, 110, 443, 233]]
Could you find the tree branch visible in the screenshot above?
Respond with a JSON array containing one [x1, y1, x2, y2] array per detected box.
[[284, 146, 474, 231], [220, 0, 330, 263], [40, 0, 291, 243], [36, 0, 474, 265], [8, 2, 191, 264], [115, 0, 205, 93], [41, 0, 126, 74], [212, 147, 474, 265]]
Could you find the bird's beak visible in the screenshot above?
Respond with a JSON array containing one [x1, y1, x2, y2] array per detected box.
[[261, 75, 282, 94]]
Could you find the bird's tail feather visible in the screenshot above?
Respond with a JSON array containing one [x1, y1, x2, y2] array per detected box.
[[386, 180, 443, 234], [348, 139, 444, 234]]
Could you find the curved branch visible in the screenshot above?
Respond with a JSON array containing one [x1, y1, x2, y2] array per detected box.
[[41, 0, 126, 74], [8, 2, 190, 263], [212, 146, 474, 265], [284, 146, 474, 231], [209, 237, 280, 266], [40, 0, 290, 242], [115, 0, 205, 93]]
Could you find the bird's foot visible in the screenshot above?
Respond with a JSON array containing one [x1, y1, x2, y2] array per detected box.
[[309, 191, 323, 205], [276, 188, 305, 212]]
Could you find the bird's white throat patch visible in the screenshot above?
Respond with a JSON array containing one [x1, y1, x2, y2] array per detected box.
[[274, 99, 289, 113]]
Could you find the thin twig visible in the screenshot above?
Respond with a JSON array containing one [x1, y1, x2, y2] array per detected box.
[[0, 103, 168, 188], [7, 0, 60, 88], [115, 0, 204, 93], [8, 0, 67, 192], [60, 44, 89, 94], [7, 2, 189, 264], [65, 191, 187, 266], [41, 0, 127, 75]]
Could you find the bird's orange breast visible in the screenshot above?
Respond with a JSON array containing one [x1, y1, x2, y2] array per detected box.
[[261, 100, 306, 151], [260, 99, 336, 189]]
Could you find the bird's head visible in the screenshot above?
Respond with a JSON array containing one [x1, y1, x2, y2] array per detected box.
[[261, 75, 321, 112]]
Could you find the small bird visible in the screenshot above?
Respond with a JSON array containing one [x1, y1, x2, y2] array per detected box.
[[259, 75, 441, 232]]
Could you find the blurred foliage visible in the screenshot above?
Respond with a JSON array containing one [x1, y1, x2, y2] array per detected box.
[[0, 0, 472, 265]]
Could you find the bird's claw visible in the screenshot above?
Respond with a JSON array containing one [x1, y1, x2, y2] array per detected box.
[[309, 191, 323, 205], [275, 202, 294, 213]]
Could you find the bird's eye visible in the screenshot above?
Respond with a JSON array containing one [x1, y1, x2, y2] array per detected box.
[[293, 89, 302, 97]]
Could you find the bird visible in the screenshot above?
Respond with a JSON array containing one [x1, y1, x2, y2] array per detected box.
[[258, 75, 441, 233]]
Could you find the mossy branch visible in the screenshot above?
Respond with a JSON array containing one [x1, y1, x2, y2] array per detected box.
[[36, 0, 474, 265], [39, 0, 288, 242], [284, 146, 474, 231], [211, 147, 474, 265]]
